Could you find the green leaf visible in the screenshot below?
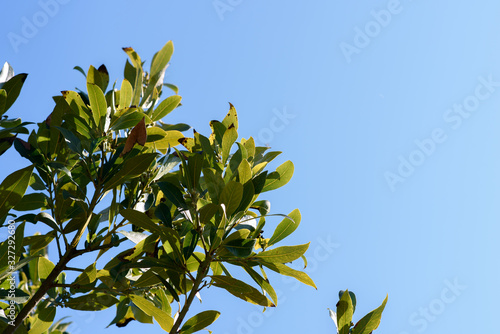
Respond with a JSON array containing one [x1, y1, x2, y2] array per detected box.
[[35, 212, 60, 231], [221, 103, 238, 130], [242, 265, 278, 306], [73, 263, 97, 285], [37, 256, 55, 281], [1, 73, 28, 114], [0, 89, 7, 116], [157, 181, 187, 209], [28, 300, 56, 334], [122, 47, 143, 106], [54, 126, 82, 154], [0, 288, 29, 303], [23, 233, 55, 254], [103, 153, 157, 191], [238, 159, 252, 184], [0, 255, 39, 282], [87, 82, 107, 127], [87, 65, 109, 93], [151, 95, 182, 121], [61, 90, 91, 124], [65, 293, 118, 311], [219, 181, 243, 217], [129, 294, 174, 332], [262, 160, 294, 192], [120, 208, 161, 234], [223, 238, 256, 258], [221, 125, 238, 165], [203, 168, 225, 204], [73, 66, 86, 77], [260, 261, 316, 289], [254, 243, 309, 263], [119, 79, 133, 109], [159, 227, 184, 265], [268, 209, 301, 246], [210, 275, 274, 307], [0, 164, 33, 219], [180, 310, 220, 334], [150, 41, 174, 85], [352, 295, 388, 334], [337, 289, 354, 334], [13, 192, 48, 211], [110, 109, 145, 131]]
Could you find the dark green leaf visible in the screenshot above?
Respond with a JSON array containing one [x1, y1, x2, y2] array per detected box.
[[65, 293, 118, 311], [54, 126, 82, 154], [0, 288, 29, 303], [223, 238, 256, 258], [13, 192, 48, 211], [35, 212, 60, 231], [120, 208, 161, 234], [157, 181, 187, 209], [103, 153, 157, 191]]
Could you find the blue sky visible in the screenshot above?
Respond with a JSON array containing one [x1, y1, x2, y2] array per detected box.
[[2, 0, 500, 333]]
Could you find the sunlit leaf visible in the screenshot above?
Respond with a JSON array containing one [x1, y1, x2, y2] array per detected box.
[[337, 290, 354, 334], [261, 160, 294, 192], [352, 295, 388, 334], [129, 295, 174, 332], [0, 164, 33, 219], [180, 310, 220, 334], [254, 243, 309, 263], [268, 209, 301, 246], [210, 275, 274, 307]]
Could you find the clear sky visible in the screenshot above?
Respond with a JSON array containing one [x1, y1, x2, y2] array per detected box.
[[1, 0, 500, 333]]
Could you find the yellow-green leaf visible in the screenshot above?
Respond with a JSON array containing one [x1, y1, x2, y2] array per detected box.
[[255, 243, 309, 263], [73, 263, 97, 286], [180, 310, 220, 334], [337, 290, 354, 334], [211, 275, 274, 307], [260, 261, 316, 289], [119, 79, 133, 109], [268, 209, 301, 246], [352, 295, 388, 334], [129, 295, 174, 332], [87, 82, 107, 127], [262, 160, 294, 192], [151, 95, 181, 122], [0, 165, 33, 219]]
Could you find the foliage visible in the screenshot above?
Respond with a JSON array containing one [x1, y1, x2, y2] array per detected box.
[[328, 290, 387, 334], [0, 42, 317, 333]]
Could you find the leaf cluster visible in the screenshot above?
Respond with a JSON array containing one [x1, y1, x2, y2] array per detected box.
[[0, 42, 316, 334]]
